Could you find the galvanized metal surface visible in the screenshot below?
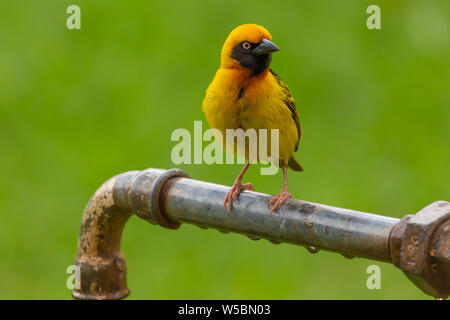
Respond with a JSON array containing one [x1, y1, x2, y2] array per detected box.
[[73, 168, 450, 300], [162, 177, 398, 262]]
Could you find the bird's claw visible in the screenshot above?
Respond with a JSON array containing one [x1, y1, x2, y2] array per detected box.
[[268, 189, 292, 214], [224, 182, 255, 211]]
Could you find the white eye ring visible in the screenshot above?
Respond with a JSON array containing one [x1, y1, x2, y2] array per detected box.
[[242, 41, 251, 50]]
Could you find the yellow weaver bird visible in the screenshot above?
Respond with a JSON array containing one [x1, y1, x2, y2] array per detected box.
[[202, 24, 303, 213]]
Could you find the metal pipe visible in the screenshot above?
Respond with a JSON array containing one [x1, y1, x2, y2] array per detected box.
[[162, 177, 398, 262], [73, 168, 450, 300]]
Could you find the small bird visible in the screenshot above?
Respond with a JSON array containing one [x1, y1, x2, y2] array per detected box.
[[202, 24, 303, 213]]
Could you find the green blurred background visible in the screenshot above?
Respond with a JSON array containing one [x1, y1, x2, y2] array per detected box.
[[0, 0, 449, 299]]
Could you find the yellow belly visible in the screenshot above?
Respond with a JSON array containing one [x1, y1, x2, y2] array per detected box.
[[202, 69, 298, 166]]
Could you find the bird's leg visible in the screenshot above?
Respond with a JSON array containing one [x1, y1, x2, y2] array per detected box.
[[268, 165, 292, 214], [224, 161, 255, 211]]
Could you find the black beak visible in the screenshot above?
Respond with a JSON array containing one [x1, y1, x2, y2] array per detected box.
[[252, 38, 280, 56]]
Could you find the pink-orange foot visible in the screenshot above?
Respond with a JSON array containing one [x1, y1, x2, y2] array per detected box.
[[224, 182, 255, 211], [268, 189, 292, 214]]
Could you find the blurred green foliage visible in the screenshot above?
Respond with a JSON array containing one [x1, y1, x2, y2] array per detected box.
[[0, 0, 449, 299]]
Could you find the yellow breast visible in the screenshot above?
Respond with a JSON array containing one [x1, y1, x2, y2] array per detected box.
[[202, 69, 298, 164]]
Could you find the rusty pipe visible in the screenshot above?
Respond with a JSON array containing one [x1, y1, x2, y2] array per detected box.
[[73, 168, 450, 299]]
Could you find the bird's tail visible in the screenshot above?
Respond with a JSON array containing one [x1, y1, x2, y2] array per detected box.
[[288, 156, 304, 172]]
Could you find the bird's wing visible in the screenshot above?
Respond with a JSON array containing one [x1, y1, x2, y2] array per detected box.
[[269, 69, 302, 151]]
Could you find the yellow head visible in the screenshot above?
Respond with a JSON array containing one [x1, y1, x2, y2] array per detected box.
[[220, 24, 280, 75]]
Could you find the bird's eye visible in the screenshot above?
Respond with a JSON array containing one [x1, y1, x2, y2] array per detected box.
[[242, 41, 251, 50]]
